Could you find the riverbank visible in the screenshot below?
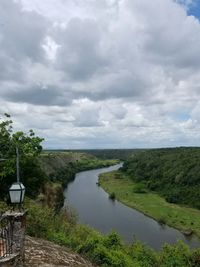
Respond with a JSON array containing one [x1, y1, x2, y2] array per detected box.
[[99, 170, 200, 239], [39, 153, 119, 210], [1, 172, 200, 266]]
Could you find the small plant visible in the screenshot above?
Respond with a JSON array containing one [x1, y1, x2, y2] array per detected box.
[[158, 216, 166, 225], [109, 192, 116, 200], [115, 173, 122, 179], [133, 184, 147, 194]]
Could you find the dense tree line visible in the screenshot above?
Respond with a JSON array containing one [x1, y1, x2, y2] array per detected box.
[[45, 149, 142, 160], [122, 147, 200, 209]]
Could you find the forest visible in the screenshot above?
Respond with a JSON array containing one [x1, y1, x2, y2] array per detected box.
[[44, 148, 140, 160], [122, 147, 200, 209]]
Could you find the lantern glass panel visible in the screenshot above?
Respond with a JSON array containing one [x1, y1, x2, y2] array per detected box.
[[9, 182, 25, 204]]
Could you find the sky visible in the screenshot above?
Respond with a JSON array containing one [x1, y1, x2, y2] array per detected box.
[[0, 0, 200, 149]]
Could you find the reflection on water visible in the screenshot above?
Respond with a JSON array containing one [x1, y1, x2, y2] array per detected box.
[[64, 164, 200, 250]]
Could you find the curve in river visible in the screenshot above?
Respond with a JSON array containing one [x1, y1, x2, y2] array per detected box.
[[64, 164, 200, 250]]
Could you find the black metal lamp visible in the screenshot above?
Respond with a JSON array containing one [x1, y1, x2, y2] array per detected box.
[[9, 147, 25, 205]]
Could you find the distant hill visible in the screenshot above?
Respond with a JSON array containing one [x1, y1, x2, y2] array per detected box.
[[43, 149, 143, 160], [40, 151, 118, 187]]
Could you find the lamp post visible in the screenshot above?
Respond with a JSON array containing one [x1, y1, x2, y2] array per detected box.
[[9, 147, 25, 206]]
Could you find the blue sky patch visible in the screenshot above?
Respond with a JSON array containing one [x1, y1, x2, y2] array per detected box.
[[187, 0, 200, 19], [170, 112, 190, 122]]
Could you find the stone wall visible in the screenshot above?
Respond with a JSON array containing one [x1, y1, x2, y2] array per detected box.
[[0, 211, 26, 267], [0, 253, 22, 267]]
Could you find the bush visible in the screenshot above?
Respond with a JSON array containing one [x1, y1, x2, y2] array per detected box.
[[103, 232, 123, 249], [133, 184, 147, 194], [190, 249, 200, 266], [158, 216, 167, 225], [26, 200, 54, 238], [128, 241, 158, 267], [159, 241, 191, 267], [109, 192, 116, 200]]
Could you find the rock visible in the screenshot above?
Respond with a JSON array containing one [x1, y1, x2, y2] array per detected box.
[[24, 236, 96, 267]]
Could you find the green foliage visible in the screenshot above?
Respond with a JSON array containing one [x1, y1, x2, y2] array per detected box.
[[20, 200, 200, 267], [103, 231, 123, 249], [128, 241, 158, 267], [158, 216, 167, 225], [159, 241, 191, 267], [109, 192, 116, 200], [190, 249, 200, 266], [0, 114, 46, 199], [122, 148, 200, 209], [26, 200, 133, 266], [133, 183, 147, 194], [100, 170, 200, 239], [40, 152, 118, 188], [48, 148, 141, 160]]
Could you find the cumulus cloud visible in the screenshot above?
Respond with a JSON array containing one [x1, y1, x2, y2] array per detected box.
[[1, 0, 200, 148]]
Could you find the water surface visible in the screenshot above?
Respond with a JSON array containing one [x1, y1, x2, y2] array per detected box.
[[64, 164, 200, 250]]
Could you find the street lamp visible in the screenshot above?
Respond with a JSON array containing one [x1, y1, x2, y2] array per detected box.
[[9, 147, 25, 205]]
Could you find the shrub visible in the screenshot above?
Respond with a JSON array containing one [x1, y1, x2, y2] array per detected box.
[[103, 231, 123, 249], [158, 216, 167, 225], [159, 241, 191, 267], [26, 200, 54, 238], [109, 192, 116, 200], [115, 173, 122, 179], [133, 184, 147, 194], [190, 249, 200, 266], [128, 241, 158, 267]]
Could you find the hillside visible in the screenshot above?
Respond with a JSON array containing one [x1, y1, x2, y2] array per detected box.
[[39, 151, 118, 186], [50, 148, 142, 161], [40, 152, 96, 177], [122, 147, 200, 209], [37, 152, 118, 210]]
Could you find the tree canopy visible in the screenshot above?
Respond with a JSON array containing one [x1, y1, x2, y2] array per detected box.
[[0, 114, 46, 199], [122, 147, 200, 209]]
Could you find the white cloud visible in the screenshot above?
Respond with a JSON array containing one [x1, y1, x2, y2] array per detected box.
[[1, 0, 200, 148]]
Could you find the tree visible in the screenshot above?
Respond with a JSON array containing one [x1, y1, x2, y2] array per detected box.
[[0, 114, 46, 199]]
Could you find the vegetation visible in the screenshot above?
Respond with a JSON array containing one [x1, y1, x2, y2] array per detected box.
[[24, 200, 156, 266], [2, 117, 200, 266], [0, 114, 47, 199], [19, 200, 200, 266], [109, 192, 116, 200], [44, 148, 142, 160], [0, 114, 118, 208], [100, 171, 200, 238], [122, 147, 200, 209], [0, 197, 200, 266], [40, 151, 118, 188]]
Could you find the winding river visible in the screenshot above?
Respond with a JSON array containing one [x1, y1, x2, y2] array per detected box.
[[64, 164, 200, 250]]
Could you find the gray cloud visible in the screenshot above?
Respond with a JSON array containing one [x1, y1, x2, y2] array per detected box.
[[4, 85, 69, 106], [0, 0, 47, 61], [55, 18, 109, 81], [1, 0, 200, 148]]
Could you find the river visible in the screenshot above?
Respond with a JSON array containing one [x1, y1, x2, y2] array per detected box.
[[64, 164, 200, 250]]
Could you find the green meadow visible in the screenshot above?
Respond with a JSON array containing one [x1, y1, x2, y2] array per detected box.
[[99, 171, 200, 238]]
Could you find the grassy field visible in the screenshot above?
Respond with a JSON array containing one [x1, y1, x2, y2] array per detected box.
[[99, 171, 200, 238]]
